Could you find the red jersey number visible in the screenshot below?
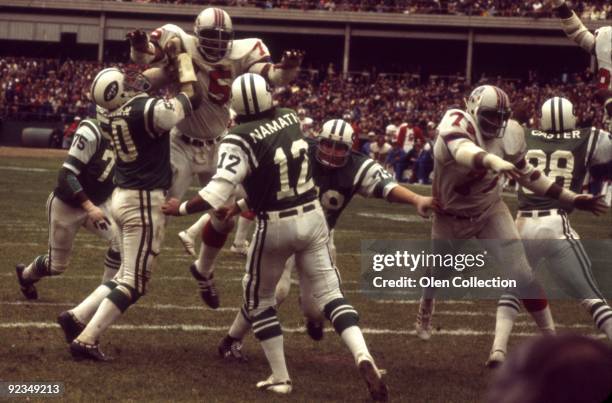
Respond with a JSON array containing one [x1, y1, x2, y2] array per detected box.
[[209, 69, 232, 105], [598, 68, 611, 90]]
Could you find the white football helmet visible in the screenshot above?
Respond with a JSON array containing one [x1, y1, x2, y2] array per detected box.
[[540, 97, 576, 133], [230, 73, 273, 116], [466, 85, 512, 139], [316, 119, 354, 168], [194, 8, 233, 63], [90, 67, 150, 111]]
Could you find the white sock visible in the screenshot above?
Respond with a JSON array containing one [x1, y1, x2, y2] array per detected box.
[[196, 242, 221, 277], [77, 298, 123, 344], [186, 213, 210, 240], [233, 215, 253, 246], [229, 310, 252, 340], [529, 306, 556, 335], [260, 335, 290, 381], [340, 326, 371, 365], [492, 305, 519, 353], [71, 284, 114, 324]]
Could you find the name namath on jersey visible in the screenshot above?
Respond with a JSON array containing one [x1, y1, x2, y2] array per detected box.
[[248, 112, 300, 142]]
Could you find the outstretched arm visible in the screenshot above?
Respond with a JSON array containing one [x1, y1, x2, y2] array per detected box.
[[551, 0, 596, 54]]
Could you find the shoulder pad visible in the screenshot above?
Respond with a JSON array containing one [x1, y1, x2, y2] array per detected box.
[[77, 119, 102, 142], [229, 38, 269, 61]]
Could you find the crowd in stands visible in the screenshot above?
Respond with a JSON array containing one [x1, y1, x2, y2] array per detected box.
[[108, 0, 611, 19], [1, 56, 608, 180]]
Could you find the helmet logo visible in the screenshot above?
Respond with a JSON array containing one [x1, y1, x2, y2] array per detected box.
[[104, 81, 119, 102]]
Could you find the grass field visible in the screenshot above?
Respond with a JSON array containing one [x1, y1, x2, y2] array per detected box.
[[0, 148, 610, 402]]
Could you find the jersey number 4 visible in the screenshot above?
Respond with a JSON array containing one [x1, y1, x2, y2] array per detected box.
[[274, 139, 314, 199]]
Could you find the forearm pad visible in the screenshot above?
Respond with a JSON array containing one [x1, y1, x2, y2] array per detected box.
[[517, 166, 575, 205], [57, 168, 87, 203], [454, 141, 487, 169], [266, 63, 300, 86], [561, 12, 595, 53]]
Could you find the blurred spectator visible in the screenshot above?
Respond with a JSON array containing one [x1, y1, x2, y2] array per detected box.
[[360, 131, 376, 155], [385, 141, 407, 182], [369, 133, 392, 164], [414, 139, 434, 184], [486, 334, 612, 403]]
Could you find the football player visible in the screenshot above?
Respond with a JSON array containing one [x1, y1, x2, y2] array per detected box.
[[487, 97, 612, 367], [162, 74, 388, 400], [217, 118, 433, 352], [128, 7, 303, 309], [415, 85, 607, 341], [57, 54, 201, 361], [16, 112, 119, 300]]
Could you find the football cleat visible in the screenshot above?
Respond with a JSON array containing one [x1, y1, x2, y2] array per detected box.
[[229, 241, 249, 257], [485, 349, 506, 369], [306, 320, 324, 341], [415, 298, 434, 341], [57, 311, 85, 344], [256, 375, 292, 395], [178, 230, 196, 257], [189, 264, 219, 309], [69, 340, 111, 362], [357, 356, 389, 402], [218, 335, 248, 362], [15, 264, 38, 300]]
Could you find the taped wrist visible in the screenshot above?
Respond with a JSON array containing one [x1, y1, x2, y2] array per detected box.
[[561, 12, 595, 52], [268, 64, 299, 86]]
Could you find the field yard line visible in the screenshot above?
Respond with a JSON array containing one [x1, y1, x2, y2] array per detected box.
[[0, 300, 238, 312], [0, 166, 51, 172], [0, 272, 358, 285], [375, 300, 474, 305], [0, 321, 603, 338]]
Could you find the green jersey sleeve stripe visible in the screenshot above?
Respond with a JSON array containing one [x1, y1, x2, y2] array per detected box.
[[63, 155, 86, 174]]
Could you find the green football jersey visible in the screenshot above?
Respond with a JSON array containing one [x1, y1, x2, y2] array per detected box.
[[224, 108, 317, 212], [55, 119, 115, 207], [100, 94, 171, 191], [308, 138, 396, 229], [518, 127, 601, 210]]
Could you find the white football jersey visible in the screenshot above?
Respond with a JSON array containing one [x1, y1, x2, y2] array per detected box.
[[595, 26, 612, 90], [151, 24, 271, 140], [433, 109, 525, 215]]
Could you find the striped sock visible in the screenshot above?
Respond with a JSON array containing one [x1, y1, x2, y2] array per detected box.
[[324, 298, 360, 334], [491, 294, 521, 354], [583, 299, 612, 340], [23, 255, 48, 281], [252, 307, 289, 382]]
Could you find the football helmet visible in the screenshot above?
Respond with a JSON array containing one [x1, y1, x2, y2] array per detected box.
[[466, 85, 512, 139], [230, 73, 273, 116], [540, 97, 576, 132], [90, 67, 150, 111], [316, 119, 354, 168], [194, 8, 233, 63]]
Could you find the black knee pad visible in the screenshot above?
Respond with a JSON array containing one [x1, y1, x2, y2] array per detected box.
[[324, 298, 360, 334], [107, 283, 140, 313], [251, 306, 282, 341]]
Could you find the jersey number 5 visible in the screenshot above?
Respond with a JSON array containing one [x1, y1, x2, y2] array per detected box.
[[209, 69, 232, 105]]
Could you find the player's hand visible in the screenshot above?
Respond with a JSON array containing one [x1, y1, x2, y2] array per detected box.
[[164, 37, 183, 60], [548, 0, 565, 8], [573, 194, 609, 215], [83, 202, 110, 231], [414, 196, 435, 218], [278, 50, 304, 70], [483, 154, 521, 179], [162, 198, 181, 216], [126, 29, 150, 52]]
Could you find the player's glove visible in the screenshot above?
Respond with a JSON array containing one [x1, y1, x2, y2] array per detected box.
[[573, 194, 609, 216], [483, 153, 521, 178], [278, 50, 305, 70], [126, 29, 150, 52]]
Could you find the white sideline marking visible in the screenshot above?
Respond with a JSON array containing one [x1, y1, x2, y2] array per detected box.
[[0, 321, 603, 338], [0, 166, 51, 173], [0, 300, 238, 312], [375, 300, 474, 305]]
